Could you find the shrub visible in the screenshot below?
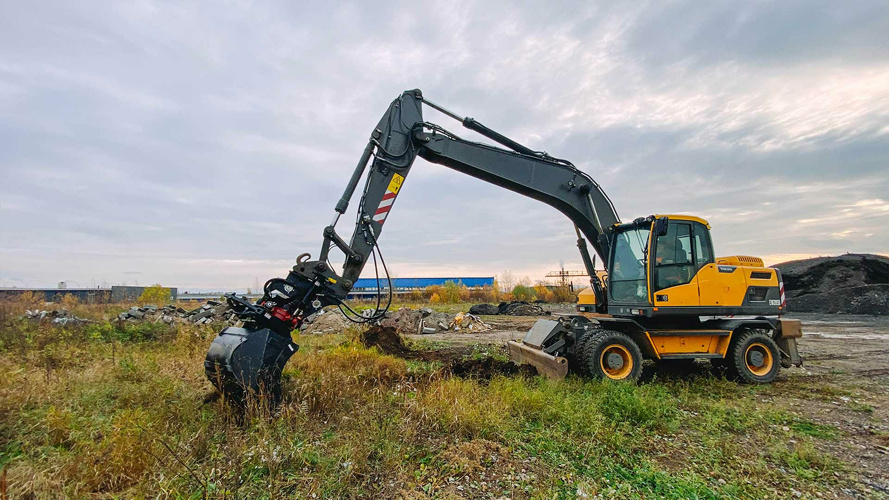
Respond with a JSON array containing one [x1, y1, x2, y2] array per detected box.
[[552, 285, 576, 302], [138, 284, 173, 306], [424, 281, 469, 303], [511, 284, 536, 302], [533, 284, 555, 302]]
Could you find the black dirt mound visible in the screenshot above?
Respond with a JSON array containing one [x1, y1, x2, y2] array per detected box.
[[448, 357, 537, 380], [497, 301, 547, 316], [360, 326, 411, 357], [774, 254, 889, 315], [469, 303, 500, 315], [360, 325, 473, 362]]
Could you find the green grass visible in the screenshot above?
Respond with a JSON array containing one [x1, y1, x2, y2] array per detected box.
[[0, 300, 858, 498]]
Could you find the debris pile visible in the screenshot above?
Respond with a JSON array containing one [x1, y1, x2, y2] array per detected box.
[[116, 300, 240, 325], [379, 307, 491, 335], [300, 308, 351, 334], [469, 301, 548, 316], [450, 312, 492, 332], [468, 303, 500, 315], [359, 326, 523, 375], [775, 254, 889, 315], [22, 309, 92, 325]]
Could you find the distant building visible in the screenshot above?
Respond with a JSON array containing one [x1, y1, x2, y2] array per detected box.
[[348, 277, 494, 299], [0, 285, 177, 304]]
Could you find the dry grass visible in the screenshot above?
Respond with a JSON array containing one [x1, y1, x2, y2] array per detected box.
[[0, 298, 862, 499]]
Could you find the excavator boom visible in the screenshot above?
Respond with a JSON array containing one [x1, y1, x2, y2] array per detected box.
[[204, 89, 619, 400]]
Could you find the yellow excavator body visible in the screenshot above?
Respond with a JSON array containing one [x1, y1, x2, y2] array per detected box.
[[510, 214, 802, 383]]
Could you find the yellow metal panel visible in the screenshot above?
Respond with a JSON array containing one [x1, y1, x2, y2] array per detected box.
[[715, 333, 732, 357], [653, 280, 700, 306], [651, 335, 716, 355], [577, 287, 597, 305], [697, 264, 749, 307]]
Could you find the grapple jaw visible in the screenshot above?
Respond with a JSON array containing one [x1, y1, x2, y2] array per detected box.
[[204, 326, 298, 404], [203, 263, 344, 405]]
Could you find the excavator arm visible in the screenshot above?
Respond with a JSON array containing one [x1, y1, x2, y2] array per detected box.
[[204, 89, 619, 401]]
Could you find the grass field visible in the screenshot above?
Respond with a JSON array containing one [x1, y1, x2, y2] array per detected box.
[[0, 301, 876, 499]]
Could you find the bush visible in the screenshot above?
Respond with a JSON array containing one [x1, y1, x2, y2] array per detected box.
[[425, 281, 469, 303], [533, 285, 555, 302], [138, 284, 173, 306], [511, 284, 536, 302]]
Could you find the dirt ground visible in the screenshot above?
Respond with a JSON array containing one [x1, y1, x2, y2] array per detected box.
[[406, 311, 889, 494]]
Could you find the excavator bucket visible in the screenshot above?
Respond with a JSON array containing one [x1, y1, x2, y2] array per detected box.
[[507, 319, 571, 379], [204, 326, 298, 404], [507, 340, 569, 379]]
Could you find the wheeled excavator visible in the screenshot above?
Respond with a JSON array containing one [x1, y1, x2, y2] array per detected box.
[[204, 89, 803, 402]]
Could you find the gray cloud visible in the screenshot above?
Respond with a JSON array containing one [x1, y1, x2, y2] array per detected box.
[[1, 1, 887, 289]]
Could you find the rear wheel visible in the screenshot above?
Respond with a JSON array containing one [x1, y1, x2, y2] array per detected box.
[[581, 330, 643, 381], [726, 330, 780, 384]]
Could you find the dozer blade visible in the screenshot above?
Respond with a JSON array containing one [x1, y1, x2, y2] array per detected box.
[[507, 340, 569, 379], [204, 326, 298, 404]]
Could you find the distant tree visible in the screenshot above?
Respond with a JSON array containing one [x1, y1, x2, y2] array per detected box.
[[440, 281, 470, 303], [499, 270, 515, 292], [139, 284, 172, 306], [511, 284, 537, 302], [533, 284, 555, 302]]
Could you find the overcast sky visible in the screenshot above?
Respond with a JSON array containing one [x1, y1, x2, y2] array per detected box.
[[1, 1, 887, 290]]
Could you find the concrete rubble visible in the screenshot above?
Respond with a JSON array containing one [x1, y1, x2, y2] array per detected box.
[[20, 300, 243, 326], [22, 308, 93, 325], [300, 308, 351, 334], [380, 307, 491, 335], [112, 300, 241, 325], [470, 301, 548, 316]]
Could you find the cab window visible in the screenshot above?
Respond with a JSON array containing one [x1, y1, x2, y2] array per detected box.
[[692, 223, 713, 271], [609, 226, 650, 304], [654, 222, 695, 291]]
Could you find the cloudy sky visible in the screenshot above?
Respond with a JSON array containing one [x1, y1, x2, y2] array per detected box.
[[1, 1, 887, 290]]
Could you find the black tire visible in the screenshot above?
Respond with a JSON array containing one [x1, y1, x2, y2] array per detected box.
[[725, 330, 781, 384], [581, 330, 643, 382], [569, 330, 594, 375]]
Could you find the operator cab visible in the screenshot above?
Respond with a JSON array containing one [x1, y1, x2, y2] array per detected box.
[[577, 214, 781, 319], [608, 215, 714, 310]]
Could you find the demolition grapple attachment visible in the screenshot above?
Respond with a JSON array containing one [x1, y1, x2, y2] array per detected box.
[[204, 326, 297, 403], [204, 293, 303, 404]]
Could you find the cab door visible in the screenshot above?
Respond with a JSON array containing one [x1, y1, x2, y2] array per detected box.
[[651, 221, 700, 306]]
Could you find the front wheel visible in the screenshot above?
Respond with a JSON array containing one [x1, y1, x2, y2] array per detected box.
[[581, 331, 643, 381], [726, 330, 780, 384]]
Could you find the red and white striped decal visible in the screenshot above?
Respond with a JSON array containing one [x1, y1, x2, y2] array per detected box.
[[779, 280, 786, 308], [373, 191, 396, 224]]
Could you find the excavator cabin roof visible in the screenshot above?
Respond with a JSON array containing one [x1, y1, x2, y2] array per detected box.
[[652, 214, 711, 228]]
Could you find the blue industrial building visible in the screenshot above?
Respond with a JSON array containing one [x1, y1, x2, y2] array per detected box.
[[348, 277, 494, 298]]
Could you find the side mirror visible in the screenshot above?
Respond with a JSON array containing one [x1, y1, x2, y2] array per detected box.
[[654, 216, 669, 237]]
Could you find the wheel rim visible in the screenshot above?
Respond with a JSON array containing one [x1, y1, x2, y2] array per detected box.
[[599, 344, 633, 379], [745, 342, 773, 376]]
